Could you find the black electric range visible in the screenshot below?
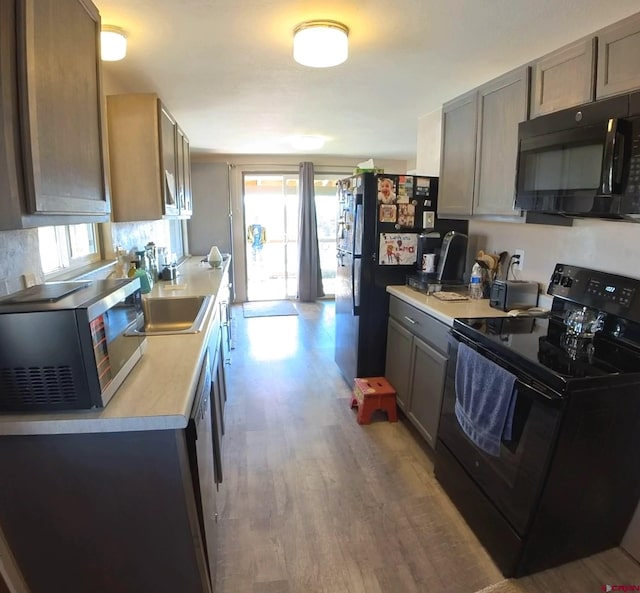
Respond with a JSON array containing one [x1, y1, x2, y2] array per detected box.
[[434, 263, 640, 577], [452, 312, 640, 396]]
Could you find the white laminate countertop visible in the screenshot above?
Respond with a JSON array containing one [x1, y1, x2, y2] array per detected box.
[[0, 257, 230, 436], [387, 285, 511, 326]]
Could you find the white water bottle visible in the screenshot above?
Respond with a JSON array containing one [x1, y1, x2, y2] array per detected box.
[[469, 262, 483, 300]]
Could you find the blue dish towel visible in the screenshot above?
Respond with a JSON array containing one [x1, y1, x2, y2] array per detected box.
[[454, 342, 518, 457]]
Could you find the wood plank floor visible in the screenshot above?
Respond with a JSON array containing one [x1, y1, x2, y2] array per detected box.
[[216, 301, 640, 593]]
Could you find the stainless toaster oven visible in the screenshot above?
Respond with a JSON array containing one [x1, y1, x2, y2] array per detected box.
[[489, 280, 539, 311], [0, 279, 146, 412]]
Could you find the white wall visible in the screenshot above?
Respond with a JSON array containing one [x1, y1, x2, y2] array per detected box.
[[415, 108, 442, 175]]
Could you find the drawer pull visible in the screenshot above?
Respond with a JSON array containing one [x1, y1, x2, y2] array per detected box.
[[403, 315, 418, 325]]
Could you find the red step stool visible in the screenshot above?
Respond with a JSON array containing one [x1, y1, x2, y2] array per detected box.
[[350, 377, 398, 425]]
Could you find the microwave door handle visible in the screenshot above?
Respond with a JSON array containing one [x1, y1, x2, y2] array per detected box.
[[600, 117, 621, 195]]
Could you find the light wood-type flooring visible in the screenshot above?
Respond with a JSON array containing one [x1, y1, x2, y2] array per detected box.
[[216, 301, 640, 593]]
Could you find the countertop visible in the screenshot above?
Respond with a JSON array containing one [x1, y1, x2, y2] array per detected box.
[[0, 257, 230, 436], [387, 285, 511, 325]]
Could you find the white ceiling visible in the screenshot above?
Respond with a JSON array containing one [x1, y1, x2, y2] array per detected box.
[[95, 0, 640, 161]]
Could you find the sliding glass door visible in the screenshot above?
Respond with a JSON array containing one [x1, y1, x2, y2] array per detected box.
[[243, 173, 340, 301]]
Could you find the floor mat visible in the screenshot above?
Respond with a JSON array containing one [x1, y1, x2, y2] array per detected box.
[[242, 300, 298, 318]]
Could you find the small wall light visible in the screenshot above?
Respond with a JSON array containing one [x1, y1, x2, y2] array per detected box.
[[101, 26, 127, 61], [293, 20, 349, 68]]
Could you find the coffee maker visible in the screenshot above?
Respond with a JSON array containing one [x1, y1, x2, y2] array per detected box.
[[436, 231, 468, 284], [409, 230, 468, 292]]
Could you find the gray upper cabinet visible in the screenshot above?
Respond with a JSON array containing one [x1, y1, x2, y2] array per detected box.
[[0, 0, 110, 230], [474, 67, 529, 217], [438, 90, 478, 218], [439, 68, 528, 219], [597, 13, 640, 99], [531, 38, 595, 117]]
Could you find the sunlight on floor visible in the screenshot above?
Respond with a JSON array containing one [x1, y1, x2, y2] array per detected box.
[[246, 317, 300, 360]]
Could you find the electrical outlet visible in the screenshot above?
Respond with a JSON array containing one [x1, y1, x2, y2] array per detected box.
[[514, 249, 525, 271], [22, 273, 37, 288]]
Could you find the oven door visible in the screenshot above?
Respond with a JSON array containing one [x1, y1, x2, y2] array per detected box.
[[437, 331, 565, 536]]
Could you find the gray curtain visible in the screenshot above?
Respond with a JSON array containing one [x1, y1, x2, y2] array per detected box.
[[297, 161, 324, 301]]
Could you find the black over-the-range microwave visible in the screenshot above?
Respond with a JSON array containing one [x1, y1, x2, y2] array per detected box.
[[515, 90, 640, 220]]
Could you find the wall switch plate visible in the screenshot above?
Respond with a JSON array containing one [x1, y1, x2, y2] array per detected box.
[[422, 211, 435, 229], [22, 273, 37, 288], [0, 278, 8, 296], [514, 249, 525, 271]]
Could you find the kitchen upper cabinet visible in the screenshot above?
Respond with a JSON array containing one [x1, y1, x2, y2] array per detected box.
[[177, 126, 193, 217], [106, 93, 192, 221], [438, 90, 478, 218], [531, 38, 595, 117], [0, 0, 110, 230], [597, 13, 640, 99], [385, 296, 449, 449], [473, 67, 529, 216], [439, 68, 528, 219]]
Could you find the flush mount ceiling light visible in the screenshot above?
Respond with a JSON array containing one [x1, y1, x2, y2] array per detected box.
[[293, 20, 349, 68], [101, 25, 127, 61], [290, 135, 326, 150]]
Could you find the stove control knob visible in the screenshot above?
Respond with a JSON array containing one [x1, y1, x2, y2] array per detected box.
[[561, 276, 573, 287]]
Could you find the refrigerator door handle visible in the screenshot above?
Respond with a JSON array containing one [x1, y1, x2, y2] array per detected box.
[[352, 255, 361, 316]]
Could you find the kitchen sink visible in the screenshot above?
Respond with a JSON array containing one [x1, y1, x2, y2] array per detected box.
[[127, 295, 212, 335]]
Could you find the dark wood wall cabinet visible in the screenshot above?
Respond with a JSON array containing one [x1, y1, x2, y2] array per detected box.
[[0, 0, 110, 230], [106, 93, 193, 222]]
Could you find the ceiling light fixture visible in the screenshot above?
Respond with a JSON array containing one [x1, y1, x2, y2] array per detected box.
[[293, 20, 349, 68], [100, 26, 127, 61], [290, 135, 326, 150]]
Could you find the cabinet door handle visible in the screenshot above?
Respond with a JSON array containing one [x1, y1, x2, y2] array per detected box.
[[403, 315, 418, 325]]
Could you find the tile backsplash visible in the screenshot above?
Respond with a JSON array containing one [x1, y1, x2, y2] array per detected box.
[[0, 229, 42, 295], [0, 220, 174, 295]]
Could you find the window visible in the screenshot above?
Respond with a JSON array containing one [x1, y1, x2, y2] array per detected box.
[[38, 223, 101, 275]]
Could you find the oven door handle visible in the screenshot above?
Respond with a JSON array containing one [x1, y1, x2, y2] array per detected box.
[[449, 329, 562, 404], [514, 378, 560, 403]]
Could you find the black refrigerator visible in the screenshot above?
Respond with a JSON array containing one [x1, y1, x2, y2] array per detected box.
[[334, 172, 467, 385]]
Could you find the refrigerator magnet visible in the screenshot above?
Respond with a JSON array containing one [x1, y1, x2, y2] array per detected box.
[[397, 175, 414, 203], [377, 177, 397, 204], [379, 232, 418, 265], [379, 204, 397, 223], [397, 203, 416, 227]]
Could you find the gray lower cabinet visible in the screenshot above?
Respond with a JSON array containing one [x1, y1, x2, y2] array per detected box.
[[406, 336, 448, 448], [0, 428, 214, 593], [385, 296, 449, 449]]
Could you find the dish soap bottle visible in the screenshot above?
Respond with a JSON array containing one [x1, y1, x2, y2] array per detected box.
[[469, 262, 483, 300]]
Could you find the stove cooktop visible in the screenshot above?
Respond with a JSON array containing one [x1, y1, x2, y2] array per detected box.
[[453, 315, 640, 394]]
